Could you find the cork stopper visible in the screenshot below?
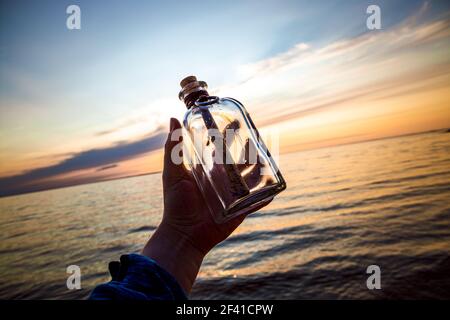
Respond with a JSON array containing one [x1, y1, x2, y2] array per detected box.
[[179, 75, 209, 108], [180, 76, 198, 88]]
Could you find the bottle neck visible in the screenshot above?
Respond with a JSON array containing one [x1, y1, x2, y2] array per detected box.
[[178, 76, 209, 109], [183, 90, 210, 109]]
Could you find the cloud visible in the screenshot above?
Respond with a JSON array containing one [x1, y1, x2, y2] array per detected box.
[[92, 97, 181, 139], [236, 2, 448, 83], [96, 164, 119, 171], [94, 122, 136, 137], [237, 43, 310, 80], [0, 130, 166, 196], [255, 62, 450, 127], [218, 2, 450, 128]]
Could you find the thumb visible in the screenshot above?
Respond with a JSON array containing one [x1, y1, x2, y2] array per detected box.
[[163, 118, 191, 186]]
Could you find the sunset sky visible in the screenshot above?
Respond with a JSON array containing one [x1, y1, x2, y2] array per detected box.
[[1, 0, 449, 196]]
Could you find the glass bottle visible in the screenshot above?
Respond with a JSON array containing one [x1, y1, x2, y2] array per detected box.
[[179, 76, 286, 223]]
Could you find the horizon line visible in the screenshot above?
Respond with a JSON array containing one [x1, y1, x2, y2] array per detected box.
[[1, 127, 448, 199]]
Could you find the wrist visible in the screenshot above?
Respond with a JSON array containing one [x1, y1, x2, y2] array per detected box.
[[141, 221, 205, 293]]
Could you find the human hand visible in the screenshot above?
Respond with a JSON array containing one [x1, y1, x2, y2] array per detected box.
[[142, 118, 271, 293]]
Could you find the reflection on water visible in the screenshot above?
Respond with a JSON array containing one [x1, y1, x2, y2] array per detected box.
[[0, 131, 449, 299]]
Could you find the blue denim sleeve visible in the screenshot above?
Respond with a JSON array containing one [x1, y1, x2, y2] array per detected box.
[[89, 254, 187, 300]]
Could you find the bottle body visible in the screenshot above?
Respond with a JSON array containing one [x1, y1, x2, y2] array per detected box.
[[182, 96, 286, 223]]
